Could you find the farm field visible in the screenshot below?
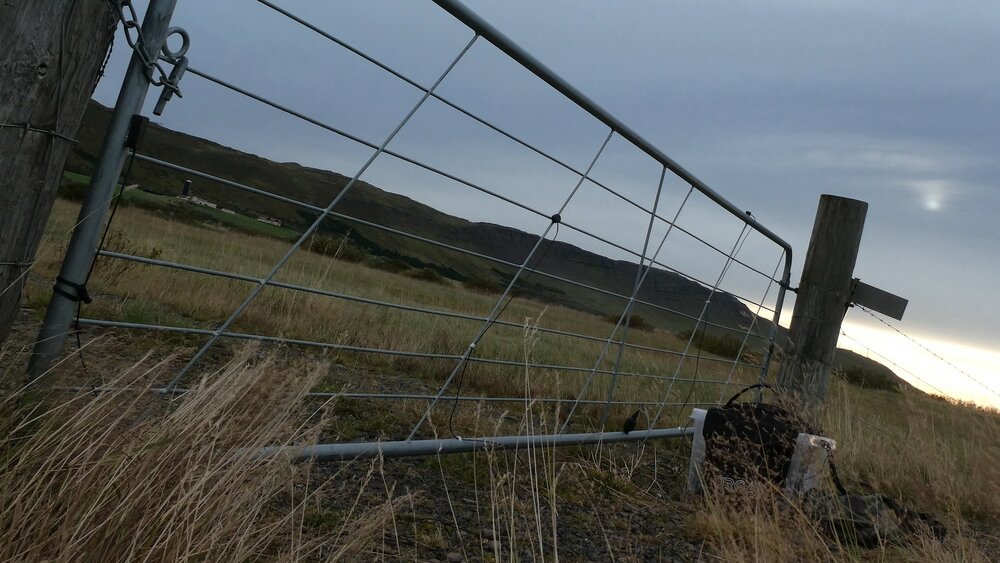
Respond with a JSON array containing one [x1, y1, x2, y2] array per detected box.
[[4, 195, 999, 561], [33, 196, 775, 434], [3, 0, 997, 556]]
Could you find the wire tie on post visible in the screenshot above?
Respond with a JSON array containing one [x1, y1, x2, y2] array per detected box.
[[550, 213, 561, 224], [0, 122, 78, 144], [53, 276, 92, 304], [779, 280, 799, 294]]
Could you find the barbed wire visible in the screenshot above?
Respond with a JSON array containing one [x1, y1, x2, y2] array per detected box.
[[838, 329, 953, 399], [0, 123, 78, 144], [854, 304, 1000, 401], [834, 328, 1000, 459]]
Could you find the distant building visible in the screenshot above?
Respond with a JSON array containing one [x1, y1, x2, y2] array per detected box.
[[220, 208, 236, 215], [257, 215, 282, 226], [189, 196, 218, 209]]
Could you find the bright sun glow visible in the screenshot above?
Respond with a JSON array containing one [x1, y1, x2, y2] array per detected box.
[[838, 321, 1000, 409], [770, 307, 1000, 409], [910, 179, 952, 212]]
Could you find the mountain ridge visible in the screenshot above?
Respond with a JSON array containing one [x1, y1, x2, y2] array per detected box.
[[67, 101, 914, 392], [70, 101, 761, 337]]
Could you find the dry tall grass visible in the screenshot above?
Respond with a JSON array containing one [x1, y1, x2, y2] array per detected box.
[[0, 346, 334, 561], [687, 381, 1000, 561]]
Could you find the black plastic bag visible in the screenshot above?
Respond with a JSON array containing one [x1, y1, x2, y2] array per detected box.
[[701, 384, 814, 493]]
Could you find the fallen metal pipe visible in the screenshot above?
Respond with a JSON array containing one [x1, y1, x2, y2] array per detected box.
[[263, 426, 695, 462]]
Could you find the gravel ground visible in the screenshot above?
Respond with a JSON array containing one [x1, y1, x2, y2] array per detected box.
[[305, 447, 713, 562], [300, 357, 714, 562]]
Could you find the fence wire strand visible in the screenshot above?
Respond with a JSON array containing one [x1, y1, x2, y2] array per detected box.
[[164, 34, 481, 391], [843, 307, 998, 405]]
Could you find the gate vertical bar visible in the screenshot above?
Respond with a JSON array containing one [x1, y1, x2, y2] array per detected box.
[[28, 0, 179, 378], [596, 166, 667, 430], [758, 249, 792, 385]]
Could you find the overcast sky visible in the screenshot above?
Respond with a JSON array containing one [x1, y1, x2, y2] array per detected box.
[[94, 0, 1000, 405]]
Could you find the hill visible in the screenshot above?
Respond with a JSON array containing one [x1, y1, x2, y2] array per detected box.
[[68, 103, 760, 336], [15, 102, 990, 561], [67, 101, 906, 387]]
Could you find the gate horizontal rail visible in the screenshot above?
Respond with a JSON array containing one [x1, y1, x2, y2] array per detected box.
[[76, 318, 755, 385], [433, 0, 792, 273], [96, 249, 769, 368]]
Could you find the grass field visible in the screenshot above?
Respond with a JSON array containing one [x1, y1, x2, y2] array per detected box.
[[33, 197, 768, 433], [5, 196, 1000, 560]]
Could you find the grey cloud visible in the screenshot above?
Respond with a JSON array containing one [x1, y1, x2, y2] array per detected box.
[[91, 0, 1000, 353]]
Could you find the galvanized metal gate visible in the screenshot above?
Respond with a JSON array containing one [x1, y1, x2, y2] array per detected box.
[[32, 0, 793, 460]]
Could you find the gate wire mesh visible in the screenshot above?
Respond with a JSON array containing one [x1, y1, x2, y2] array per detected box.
[[69, 0, 792, 451]]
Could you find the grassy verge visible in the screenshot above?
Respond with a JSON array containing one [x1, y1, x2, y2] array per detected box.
[[33, 198, 765, 435], [0, 347, 329, 560], [7, 196, 1000, 560]]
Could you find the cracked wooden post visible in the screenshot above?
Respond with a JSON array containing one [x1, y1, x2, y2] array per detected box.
[[777, 195, 868, 412], [0, 1, 115, 347]]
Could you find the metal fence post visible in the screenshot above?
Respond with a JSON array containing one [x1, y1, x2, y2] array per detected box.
[[28, 0, 179, 378]]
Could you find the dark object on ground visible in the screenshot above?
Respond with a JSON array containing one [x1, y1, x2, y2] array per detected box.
[[701, 384, 814, 493], [623, 410, 640, 434], [808, 493, 947, 548]]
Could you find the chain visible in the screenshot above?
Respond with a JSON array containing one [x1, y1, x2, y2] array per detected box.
[[103, 0, 189, 114]]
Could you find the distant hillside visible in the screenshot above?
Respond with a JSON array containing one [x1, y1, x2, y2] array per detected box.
[[67, 101, 908, 384], [833, 347, 914, 393], [69, 103, 763, 335]]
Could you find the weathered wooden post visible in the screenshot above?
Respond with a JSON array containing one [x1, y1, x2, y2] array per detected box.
[[0, 1, 115, 347], [777, 195, 867, 411], [28, 0, 181, 377]]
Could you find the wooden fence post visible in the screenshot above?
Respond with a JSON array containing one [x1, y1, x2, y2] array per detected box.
[[0, 2, 114, 347], [777, 195, 868, 411]]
